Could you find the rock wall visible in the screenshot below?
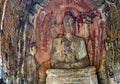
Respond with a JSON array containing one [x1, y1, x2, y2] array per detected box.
[[1, 0, 32, 83]]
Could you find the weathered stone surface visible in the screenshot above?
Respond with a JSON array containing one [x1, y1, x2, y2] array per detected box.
[[46, 75, 98, 84], [46, 66, 98, 84], [47, 66, 96, 77]]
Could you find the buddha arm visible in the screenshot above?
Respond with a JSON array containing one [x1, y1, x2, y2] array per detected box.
[[51, 60, 71, 69], [51, 57, 89, 69], [71, 56, 90, 69], [76, 38, 88, 60], [74, 38, 90, 68]]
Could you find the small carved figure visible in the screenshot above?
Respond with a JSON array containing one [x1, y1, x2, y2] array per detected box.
[[51, 12, 90, 69], [25, 42, 39, 84]]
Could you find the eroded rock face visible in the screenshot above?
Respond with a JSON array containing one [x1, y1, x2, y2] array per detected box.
[[1, 0, 33, 83], [105, 2, 120, 83]]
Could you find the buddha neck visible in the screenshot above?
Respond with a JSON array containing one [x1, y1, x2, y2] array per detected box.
[[65, 33, 73, 40]]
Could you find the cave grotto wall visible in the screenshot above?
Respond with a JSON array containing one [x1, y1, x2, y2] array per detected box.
[[0, 0, 120, 84], [1, 0, 33, 83], [105, 0, 120, 83]]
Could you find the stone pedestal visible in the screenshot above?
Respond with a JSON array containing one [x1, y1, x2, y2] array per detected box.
[[46, 66, 98, 84]]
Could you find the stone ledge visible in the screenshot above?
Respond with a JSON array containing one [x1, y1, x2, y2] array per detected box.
[[46, 66, 98, 84], [46, 66, 96, 77], [46, 75, 98, 84]]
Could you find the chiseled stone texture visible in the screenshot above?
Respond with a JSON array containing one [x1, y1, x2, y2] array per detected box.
[[46, 66, 98, 84]]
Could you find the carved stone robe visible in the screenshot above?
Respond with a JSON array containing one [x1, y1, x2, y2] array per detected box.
[[51, 36, 89, 69]]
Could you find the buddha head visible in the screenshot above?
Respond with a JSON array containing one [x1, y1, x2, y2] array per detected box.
[[63, 12, 75, 36]]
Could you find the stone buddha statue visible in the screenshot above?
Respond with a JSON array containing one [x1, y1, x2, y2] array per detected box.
[[47, 12, 98, 84], [50, 12, 90, 69]]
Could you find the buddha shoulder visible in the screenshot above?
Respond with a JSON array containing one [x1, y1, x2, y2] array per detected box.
[[53, 38, 63, 44], [73, 36, 85, 44]]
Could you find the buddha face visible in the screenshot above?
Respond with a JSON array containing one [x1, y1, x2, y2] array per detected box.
[[63, 15, 74, 34]]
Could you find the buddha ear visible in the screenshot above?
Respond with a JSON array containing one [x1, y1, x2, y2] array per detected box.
[[71, 23, 76, 35]]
